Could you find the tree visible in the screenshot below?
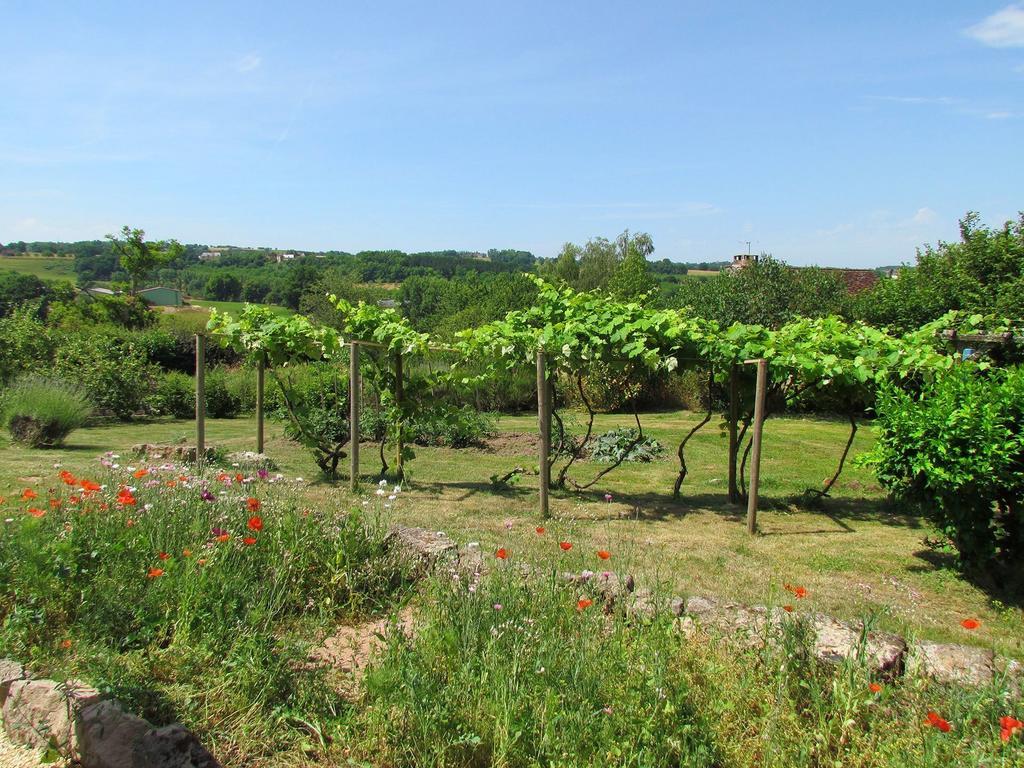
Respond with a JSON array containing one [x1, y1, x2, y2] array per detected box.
[[609, 233, 657, 299], [204, 273, 243, 301], [106, 226, 184, 294]]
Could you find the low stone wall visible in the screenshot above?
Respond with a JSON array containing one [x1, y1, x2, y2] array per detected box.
[[0, 660, 218, 768]]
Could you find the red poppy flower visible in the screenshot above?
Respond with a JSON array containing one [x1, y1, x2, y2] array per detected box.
[[125, 518, 135, 527], [147, 568, 164, 579], [49, 498, 61, 508], [1000, 715, 1023, 742], [27, 507, 45, 518], [577, 598, 593, 611], [59, 470, 77, 486], [960, 618, 980, 630], [784, 583, 808, 599], [69, 495, 81, 505], [495, 548, 508, 560], [925, 711, 951, 732], [197, 558, 207, 566], [217, 472, 229, 482], [116, 488, 137, 506], [559, 541, 572, 552], [247, 515, 263, 532], [235, 473, 244, 483], [596, 550, 611, 560], [243, 536, 257, 546], [215, 534, 230, 543], [60, 639, 73, 650], [782, 605, 794, 613], [80, 480, 101, 493], [157, 552, 170, 561], [133, 469, 149, 479], [21, 488, 38, 501], [535, 526, 545, 535], [869, 682, 882, 693], [166, 480, 177, 488], [246, 497, 261, 513]]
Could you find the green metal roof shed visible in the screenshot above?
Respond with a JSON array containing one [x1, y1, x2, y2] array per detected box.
[[137, 286, 183, 306]]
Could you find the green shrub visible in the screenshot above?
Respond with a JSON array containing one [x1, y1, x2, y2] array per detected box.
[[2, 374, 92, 447], [865, 364, 1024, 577], [149, 371, 195, 418], [224, 366, 257, 413], [53, 331, 158, 420], [408, 404, 495, 448], [590, 427, 664, 463], [204, 366, 242, 418], [0, 304, 54, 383]]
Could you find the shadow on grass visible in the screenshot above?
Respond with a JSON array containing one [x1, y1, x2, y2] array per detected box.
[[909, 548, 1024, 610]]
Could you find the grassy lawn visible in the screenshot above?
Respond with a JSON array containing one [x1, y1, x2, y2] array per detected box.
[[187, 299, 293, 316], [0, 255, 77, 281], [2, 410, 1021, 659]]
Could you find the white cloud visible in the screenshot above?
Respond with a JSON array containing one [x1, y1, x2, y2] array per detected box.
[[966, 4, 1024, 47], [910, 207, 938, 225], [986, 110, 1013, 119], [875, 95, 956, 105], [234, 53, 262, 73]]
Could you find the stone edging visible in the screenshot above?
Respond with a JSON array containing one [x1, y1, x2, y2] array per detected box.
[[0, 659, 218, 768]]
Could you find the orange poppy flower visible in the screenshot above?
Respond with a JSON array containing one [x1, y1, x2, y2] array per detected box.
[[197, 558, 207, 566], [217, 472, 229, 482], [559, 541, 572, 552], [182, 548, 192, 558], [81, 480, 102, 492], [49, 498, 61, 508], [869, 682, 882, 693], [157, 552, 170, 561], [246, 497, 261, 513], [1000, 715, 1023, 742], [961, 618, 980, 630], [133, 469, 149, 479], [147, 568, 164, 579], [495, 548, 508, 560], [243, 536, 257, 546], [247, 515, 263, 532], [535, 526, 545, 535], [215, 534, 230, 543], [69, 495, 81, 504], [125, 518, 135, 527], [925, 711, 951, 732], [166, 480, 177, 488], [235, 473, 244, 483], [27, 507, 45, 518], [21, 488, 38, 501], [782, 605, 794, 612], [577, 598, 593, 611], [596, 550, 611, 560], [60, 639, 73, 650]]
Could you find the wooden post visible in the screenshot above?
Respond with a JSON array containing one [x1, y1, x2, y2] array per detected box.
[[195, 334, 206, 459], [744, 358, 768, 535], [394, 349, 404, 480], [537, 349, 550, 519], [728, 363, 739, 503], [255, 357, 265, 454], [350, 342, 360, 491]]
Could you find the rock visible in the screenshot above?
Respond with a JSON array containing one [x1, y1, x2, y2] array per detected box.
[[0, 659, 26, 705], [2, 679, 100, 754], [388, 526, 457, 575], [456, 545, 485, 578], [907, 641, 994, 687], [77, 700, 151, 768], [130, 444, 215, 464], [133, 724, 220, 768], [225, 452, 277, 472], [668, 596, 687, 617], [683, 596, 784, 648], [810, 614, 906, 674], [625, 589, 658, 620]]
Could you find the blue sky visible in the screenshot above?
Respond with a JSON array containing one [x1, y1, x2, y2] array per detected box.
[[1, 1, 1022, 266]]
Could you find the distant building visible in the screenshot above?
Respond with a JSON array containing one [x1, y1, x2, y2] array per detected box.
[[199, 251, 221, 262], [82, 286, 118, 298], [275, 253, 296, 263], [137, 286, 183, 307], [729, 253, 758, 270], [377, 299, 400, 309], [823, 268, 880, 294]]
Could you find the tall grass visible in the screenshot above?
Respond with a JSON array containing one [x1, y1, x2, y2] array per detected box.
[[2, 374, 92, 447]]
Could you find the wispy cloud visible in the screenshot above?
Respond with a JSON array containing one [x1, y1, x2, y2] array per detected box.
[[873, 95, 957, 105], [234, 53, 262, 73], [966, 4, 1024, 47]]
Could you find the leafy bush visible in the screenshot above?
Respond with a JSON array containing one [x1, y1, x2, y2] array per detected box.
[[53, 331, 158, 420], [224, 366, 257, 413], [866, 364, 1024, 576], [204, 366, 242, 418], [408, 404, 495, 448], [0, 304, 54, 383], [589, 427, 664, 463], [149, 371, 195, 418], [2, 374, 92, 447]]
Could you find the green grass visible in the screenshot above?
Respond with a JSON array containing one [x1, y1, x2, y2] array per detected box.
[[0, 254, 77, 281], [187, 299, 293, 316], [1, 410, 1021, 659]]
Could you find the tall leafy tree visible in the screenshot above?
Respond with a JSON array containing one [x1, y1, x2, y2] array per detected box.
[[106, 226, 184, 294]]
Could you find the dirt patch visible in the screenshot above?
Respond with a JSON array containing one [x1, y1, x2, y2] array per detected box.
[[308, 606, 418, 695], [481, 432, 539, 456]]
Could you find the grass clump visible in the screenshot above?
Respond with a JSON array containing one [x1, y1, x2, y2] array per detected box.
[[2, 374, 92, 447]]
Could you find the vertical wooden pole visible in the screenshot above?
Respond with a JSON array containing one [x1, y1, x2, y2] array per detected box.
[[255, 357, 265, 454], [394, 349, 404, 480], [745, 358, 768, 535], [350, 342, 360, 491], [537, 349, 550, 519], [195, 334, 206, 459], [728, 363, 739, 503]]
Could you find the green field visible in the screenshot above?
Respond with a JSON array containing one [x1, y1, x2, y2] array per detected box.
[[187, 299, 293, 316], [2, 409, 1020, 658], [0, 254, 77, 281]]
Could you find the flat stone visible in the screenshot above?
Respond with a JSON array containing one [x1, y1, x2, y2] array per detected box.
[[133, 723, 220, 768], [77, 699, 151, 768], [668, 596, 686, 617], [388, 526, 457, 575], [130, 444, 214, 464], [225, 451, 277, 472], [908, 641, 994, 687], [624, 589, 658, 620], [684, 596, 783, 648], [2, 679, 100, 754], [0, 659, 26, 705], [810, 614, 906, 674]]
